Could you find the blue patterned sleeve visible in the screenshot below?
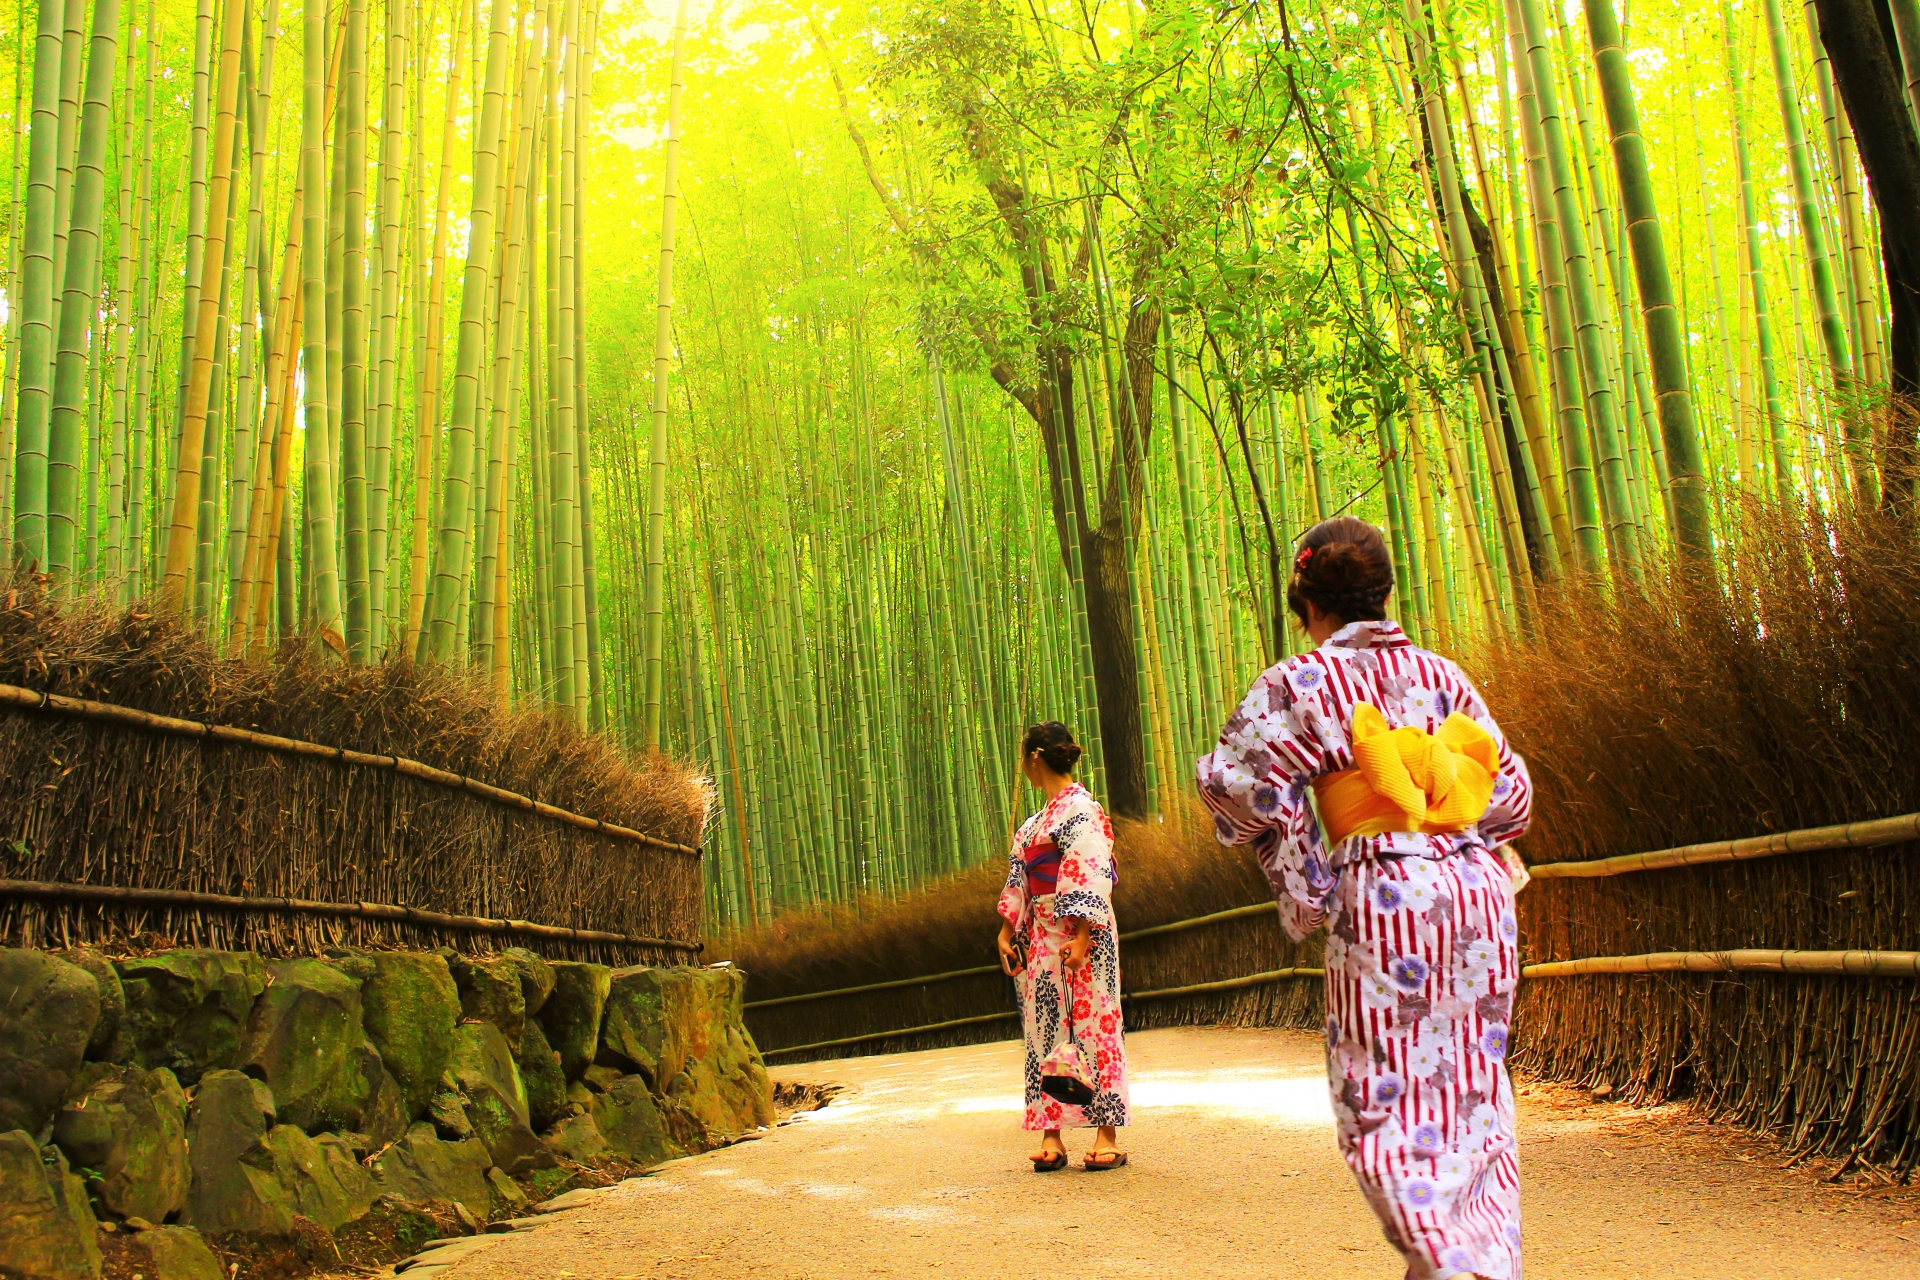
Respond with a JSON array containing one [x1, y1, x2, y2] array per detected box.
[[1052, 794, 1117, 930], [1196, 664, 1339, 941]]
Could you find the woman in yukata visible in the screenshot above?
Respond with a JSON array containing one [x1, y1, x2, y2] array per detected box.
[[995, 721, 1130, 1173], [1196, 517, 1533, 1280]]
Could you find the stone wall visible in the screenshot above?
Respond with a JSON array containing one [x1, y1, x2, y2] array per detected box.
[[0, 946, 774, 1280]]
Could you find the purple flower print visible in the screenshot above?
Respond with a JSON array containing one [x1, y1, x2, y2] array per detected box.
[[1371, 880, 1405, 912], [1388, 954, 1430, 993], [1498, 910, 1519, 945], [1492, 774, 1513, 799], [1398, 1176, 1440, 1212], [1482, 1023, 1510, 1061], [1293, 666, 1325, 693], [1440, 1246, 1480, 1272], [1371, 1072, 1406, 1107], [1252, 782, 1282, 816], [1409, 1121, 1448, 1158], [1505, 1223, 1523, 1248], [1325, 1016, 1341, 1051], [1213, 813, 1237, 843]]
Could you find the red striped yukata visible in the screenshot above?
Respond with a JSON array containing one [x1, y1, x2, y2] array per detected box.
[[1196, 619, 1533, 1280]]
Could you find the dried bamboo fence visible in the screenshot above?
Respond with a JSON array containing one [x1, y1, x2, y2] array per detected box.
[[0, 592, 710, 963]]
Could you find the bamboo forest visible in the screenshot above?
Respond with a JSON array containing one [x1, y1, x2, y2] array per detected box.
[[0, 0, 1913, 929]]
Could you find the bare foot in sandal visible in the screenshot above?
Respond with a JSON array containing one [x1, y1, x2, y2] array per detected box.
[[1030, 1130, 1068, 1170], [1082, 1125, 1126, 1170]]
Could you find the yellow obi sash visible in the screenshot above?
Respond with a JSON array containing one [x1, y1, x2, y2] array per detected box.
[[1311, 703, 1500, 848]]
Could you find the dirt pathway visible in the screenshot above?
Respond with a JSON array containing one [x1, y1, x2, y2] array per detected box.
[[439, 1027, 1920, 1279]]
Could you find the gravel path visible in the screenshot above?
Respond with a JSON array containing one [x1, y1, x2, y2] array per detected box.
[[441, 1027, 1920, 1279]]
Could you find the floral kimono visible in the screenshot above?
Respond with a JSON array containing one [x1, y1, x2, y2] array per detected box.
[[1197, 620, 1533, 1280], [998, 782, 1130, 1131]]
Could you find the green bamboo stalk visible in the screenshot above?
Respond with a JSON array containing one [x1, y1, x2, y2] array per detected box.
[[45, 0, 118, 583], [300, 0, 342, 646], [1762, 0, 1873, 505], [158, 0, 244, 609], [1583, 0, 1713, 569], [11, 0, 67, 568], [339, 0, 371, 659], [1507, 0, 1604, 574], [477, 47, 537, 685], [370, 0, 406, 654], [106, 18, 133, 586], [637, 0, 683, 740], [50, 0, 84, 346], [0, 0, 28, 563], [1519, 0, 1639, 581], [1721, 0, 1793, 504], [168, 0, 212, 503], [424, 0, 511, 661]]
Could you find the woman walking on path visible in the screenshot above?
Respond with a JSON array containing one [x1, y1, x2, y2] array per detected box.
[[1196, 518, 1533, 1280], [996, 721, 1130, 1172]]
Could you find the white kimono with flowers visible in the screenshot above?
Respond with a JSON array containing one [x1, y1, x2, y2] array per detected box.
[[1197, 620, 1533, 1280], [998, 783, 1130, 1131]]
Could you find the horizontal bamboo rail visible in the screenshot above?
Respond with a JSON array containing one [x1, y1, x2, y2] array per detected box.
[[0, 682, 699, 856], [1125, 966, 1324, 1001], [746, 963, 1001, 1010], [0, 878, 705, 954], [1120, 901, 1273, 941], [761, 1011, 1019, 1060], [1525, 811, 1920, 880], [744, 904, 1282, 1011], [1523, 948, 1920, 979]]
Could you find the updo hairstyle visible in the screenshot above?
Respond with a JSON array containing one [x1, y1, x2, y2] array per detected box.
[[1286, 516, 1394, 630], [1021, 721, 1084, 775]]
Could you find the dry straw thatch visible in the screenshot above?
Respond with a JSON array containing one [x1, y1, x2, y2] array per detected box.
[[0, 578, 711, 963], [1478, 508, 1920, 1176]]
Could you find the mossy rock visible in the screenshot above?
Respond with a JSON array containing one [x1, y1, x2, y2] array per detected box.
[[0, 1129, 102, 1280], [182, 1070, 293, 1237], [500, 948, 555, 1016], [590, 1075, 675, 1166], [357, 952, 459, 1122], [446, 1023, 550, 1174], [113, 951, 266, 1086], [540, 1113, 608, 1162], [241, 959, 370, 1135], [450, 956, 525, 1052], [519, 1018, 568, 1132], [60, 950, 123, 1063], [247, 1127, 377, 1233], [538, 962, 609, 1082], [51, 1064, 188, 1224], [118, 1225, 223, 1280], [368, 1122, 495, 1219], [0, 949, 101, 1139], [600, 966, 773, 1134]]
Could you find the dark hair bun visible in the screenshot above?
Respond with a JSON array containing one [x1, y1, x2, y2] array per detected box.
[[1020, 721, 1083, 775], [1287, 517, 1394, 630]]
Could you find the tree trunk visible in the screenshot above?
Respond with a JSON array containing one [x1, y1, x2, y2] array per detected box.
[[1813, 0, 1920, 510], [979, 174, 1157, 818]]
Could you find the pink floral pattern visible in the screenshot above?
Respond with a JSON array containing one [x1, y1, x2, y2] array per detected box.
[[1197, 620, 1532, 1280], [998, 783, 1129, 1131]]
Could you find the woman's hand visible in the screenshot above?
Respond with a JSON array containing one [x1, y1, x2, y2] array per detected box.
[[1059, 919, 1093, 971], [997, 921, 1021, 976]]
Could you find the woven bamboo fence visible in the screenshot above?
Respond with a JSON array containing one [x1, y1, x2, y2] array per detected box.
[[0, 591, 709, 963], [745, 812, 1920, 1176]]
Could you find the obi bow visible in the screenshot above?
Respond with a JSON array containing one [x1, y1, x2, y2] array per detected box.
[[1311, 702, 1500, 848]]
